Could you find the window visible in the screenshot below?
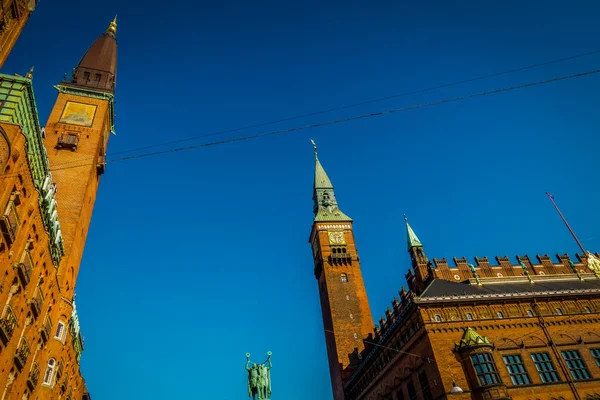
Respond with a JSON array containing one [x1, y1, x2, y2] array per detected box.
[[466, 313, 473, 321], [561, 350, 591, 380], [497, 311, 504, 319], [591, 349, 600, 367], [434, 315, 442, 322], [43, 358, 56, 386], [83, 72, 90, 81], [94, 73, 101, 82], [584, 306, 591, 314], [526, 310, 534, 317], [340, 273, 348, 283], [555, 308, 563, 315], [531, 352, 560, 383], [54, 321, 65, 341], [497, 273, 503, 277], [470, 353, 501, 386], [502, 354, 531, 385], [418, 371, 433, 400]]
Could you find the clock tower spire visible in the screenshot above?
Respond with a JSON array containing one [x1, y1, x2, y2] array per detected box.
[[309, 141, 373, 400]]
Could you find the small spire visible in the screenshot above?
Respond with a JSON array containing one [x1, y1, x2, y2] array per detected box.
[[25, 66, 34, 79], [107, 15, 117, 35], [405, 215, 423, 251]]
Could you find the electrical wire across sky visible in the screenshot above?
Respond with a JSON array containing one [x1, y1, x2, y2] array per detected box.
[[1, 66, 599, 181]]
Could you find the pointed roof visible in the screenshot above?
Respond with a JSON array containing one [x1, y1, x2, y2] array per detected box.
[[311, 140, 352, 222], [455, 327, 493, 350], [314, 157, 334, 189], [70, 18, 118, 92], [405, 216, 423, 250]]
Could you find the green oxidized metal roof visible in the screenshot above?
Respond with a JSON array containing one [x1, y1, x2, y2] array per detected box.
[[314, 157, 333, 189], [0, 73, 48, 185], [455, 327, 493, 350], [312, 155, 352, 222], [0, 73, 65, 265], [405, 218, 423, 250]]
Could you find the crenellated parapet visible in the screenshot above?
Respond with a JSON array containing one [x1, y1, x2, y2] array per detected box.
[[411, 253, 595, 290]]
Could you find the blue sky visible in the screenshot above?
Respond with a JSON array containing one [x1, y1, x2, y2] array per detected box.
[[4, 0, 600, 398]]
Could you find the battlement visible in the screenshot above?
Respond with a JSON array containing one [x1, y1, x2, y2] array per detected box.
[[427, 252, 597, 287]]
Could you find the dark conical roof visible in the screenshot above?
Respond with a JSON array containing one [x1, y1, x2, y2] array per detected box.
[[70, 18, 118, 92], [77, 32, 117, 75]]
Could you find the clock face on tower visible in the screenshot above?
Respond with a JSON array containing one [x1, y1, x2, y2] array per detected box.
[[328, 231, 346, 245]]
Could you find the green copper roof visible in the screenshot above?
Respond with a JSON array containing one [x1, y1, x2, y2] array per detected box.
[[455, 327, 493, 350], [314, 157, 334, 189], [405, 217, 423, 250], [0, 73, 65, 265], [312, 152, 352, 222]]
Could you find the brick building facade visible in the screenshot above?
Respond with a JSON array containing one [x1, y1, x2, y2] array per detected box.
[[0, 0, 38, 68], [310, 149, 600, 400], [0, 17, 118, 400]]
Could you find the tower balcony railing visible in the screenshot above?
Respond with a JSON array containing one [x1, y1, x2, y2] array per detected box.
[[14, 250, 33, 287], [29, 287, 43, 318], [0, 306, 17, 344], [40, 315, 52, 342], [329, 250, 352, 265], [27, 362, 40, 390], [0, 199, 19, 245], [14, 338, 30, 370], [57, 134, 79, 151]]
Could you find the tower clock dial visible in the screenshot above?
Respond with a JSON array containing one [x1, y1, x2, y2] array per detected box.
[[328, 231, 346, 245]]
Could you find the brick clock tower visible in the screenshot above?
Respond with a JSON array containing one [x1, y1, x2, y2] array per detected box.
[[308, 145, 373, 400], [43, 18, 118, 295]]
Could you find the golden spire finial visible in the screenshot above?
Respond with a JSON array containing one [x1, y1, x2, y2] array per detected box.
[[25, 66, 34, 79], [310, 139, 318, 158], [107, 15, 117, 35]]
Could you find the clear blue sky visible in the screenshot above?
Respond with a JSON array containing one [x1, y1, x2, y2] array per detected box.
[[4, 0, 600, 398]]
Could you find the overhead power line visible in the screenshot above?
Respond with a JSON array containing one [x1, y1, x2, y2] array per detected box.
[[36, 49, 600, 171], [1, 67, 598, 181]]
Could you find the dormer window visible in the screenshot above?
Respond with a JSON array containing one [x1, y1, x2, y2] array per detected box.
[[83, 72, 90, 81]]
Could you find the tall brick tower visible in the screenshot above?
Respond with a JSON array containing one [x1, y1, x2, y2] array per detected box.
[[42, 18, 117, 295], [0, 0, 38, 68], [308, 144, 373, 400]]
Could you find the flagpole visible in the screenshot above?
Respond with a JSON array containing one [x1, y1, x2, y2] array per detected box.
[[546, 192, 587, 254]]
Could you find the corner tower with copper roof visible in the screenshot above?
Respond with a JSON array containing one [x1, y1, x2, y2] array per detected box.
[[308, 142, 373, 400], [42, 18, 118, 296]]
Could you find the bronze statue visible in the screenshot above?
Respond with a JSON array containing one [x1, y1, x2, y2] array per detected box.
[[245, 352, 272, 399]]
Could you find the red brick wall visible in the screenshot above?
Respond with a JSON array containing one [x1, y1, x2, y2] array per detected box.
[[0, 123, 87, 399]]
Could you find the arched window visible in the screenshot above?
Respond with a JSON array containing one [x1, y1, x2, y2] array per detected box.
[[497, 273, 504, 278], [434, 315, 442, 322], [584, 306, 591, 314], [466, 313, 473, 321], [340, 273, 348, 283], [497, 311, 504, 319], [527, 310, 534, 317], [555, 308, 563, 315], [43, 358, 56, 386]]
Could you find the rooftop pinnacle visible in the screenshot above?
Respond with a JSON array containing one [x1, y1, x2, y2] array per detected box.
[[405, 215, 423, 251]]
